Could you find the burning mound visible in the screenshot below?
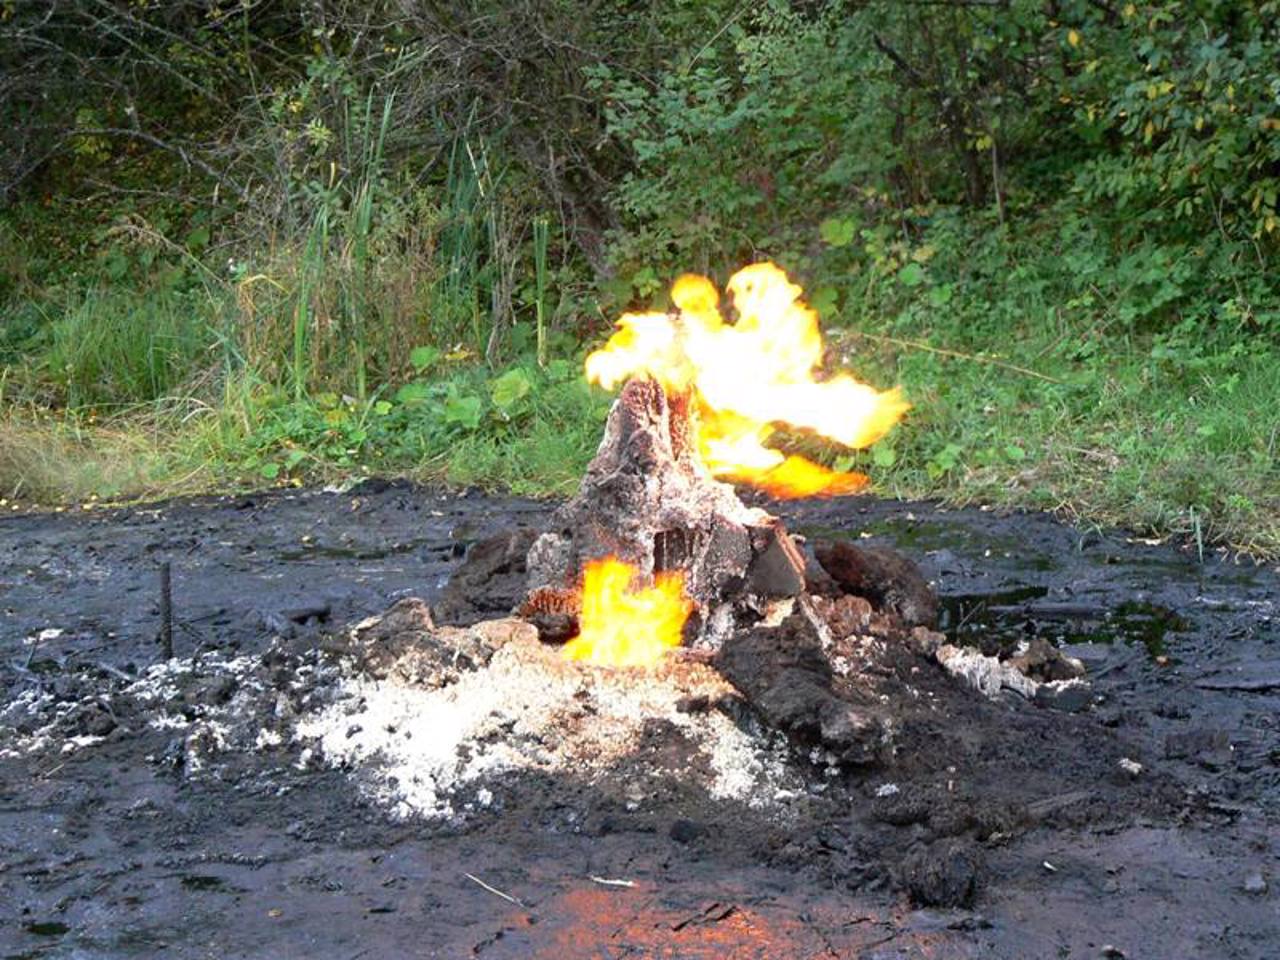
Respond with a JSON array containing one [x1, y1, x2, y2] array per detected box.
[[519, 262, 913, 660], [415, 263, 1089, 778]]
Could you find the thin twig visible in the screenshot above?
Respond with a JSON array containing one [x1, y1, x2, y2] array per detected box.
[[159, 561, 174, 661], [22, 632, 44, 670], [845, 331, 1063, 383], [94, 661, 136, 684], [464, 873, 524, 907]]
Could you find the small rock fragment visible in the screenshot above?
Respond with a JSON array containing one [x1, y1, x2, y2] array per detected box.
[[1008, 638, 1087, 682], [935, 644, 1039, 700], [812, 540, 939, 628], [907, 626, 945, 657], [1034, 678, 1093, 712], [517, 585, 580, 643], [808, 593, 873, 639], [1242, 871, 1267, 895], [1118, 757, 1143, 777], [745, 521, 808, 598]]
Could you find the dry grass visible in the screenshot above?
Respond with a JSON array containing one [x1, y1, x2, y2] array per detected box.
[[0, 410, 211, 506]]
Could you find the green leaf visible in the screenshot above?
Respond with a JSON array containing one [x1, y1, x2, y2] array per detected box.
[[409, 345, 441, 372], [898, 262, 926, 288], [394, 382, 431, 404], [819, 217, 857, 248], [372, 400, 393, 416], [630, 265, 660, 296], [490, 368, 533, 413], [872, 444, 897, 467], [929, 283, 954, 307], [260, 462, 281, 480], [1005, 444, 1027, 462], [284, 449, 307, 469], [809, 285, 839, 319], [443, 394, 483, 431]]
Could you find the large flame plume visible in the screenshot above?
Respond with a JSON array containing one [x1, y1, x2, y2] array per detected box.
[[586, 262, 909, 498], [561, 558, 693, 668]]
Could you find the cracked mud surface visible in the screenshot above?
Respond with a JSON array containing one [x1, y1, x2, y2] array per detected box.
[[2, 481, 1277, 958]]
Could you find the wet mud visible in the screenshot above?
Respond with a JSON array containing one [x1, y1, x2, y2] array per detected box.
[[1, 481, 1277, 958]]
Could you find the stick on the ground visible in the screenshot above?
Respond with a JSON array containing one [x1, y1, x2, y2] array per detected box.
[[464, 873, 525, 907], [845, 331, 1064, 384], [159, 561, 174, 660], [590, 876, 636, 888], [23, 633, 43, 670]]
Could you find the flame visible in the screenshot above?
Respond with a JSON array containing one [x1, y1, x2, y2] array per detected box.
[[586, 262, 909, 497], [561, 557, 692, 668]]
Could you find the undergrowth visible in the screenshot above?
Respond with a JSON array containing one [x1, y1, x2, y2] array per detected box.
[[2, 203, 1275, 560], [2, 2, 1277, 559]]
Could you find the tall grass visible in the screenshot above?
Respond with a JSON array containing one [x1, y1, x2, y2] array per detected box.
[[43, 288, 217, 409], [534, 216, 550, 367]]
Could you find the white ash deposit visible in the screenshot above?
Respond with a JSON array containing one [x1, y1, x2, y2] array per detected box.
[[0, 652, 271, 770], [3, 611, 818, 825], [295, 624, 807, 822]]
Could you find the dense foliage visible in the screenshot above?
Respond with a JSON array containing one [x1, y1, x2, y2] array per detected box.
[[1, 0, 1277, 554]]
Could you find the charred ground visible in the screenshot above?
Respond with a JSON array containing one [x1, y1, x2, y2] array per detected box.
[[1, 482, 1277, 959]]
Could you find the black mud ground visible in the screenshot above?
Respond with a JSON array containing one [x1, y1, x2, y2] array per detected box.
[[1, 481, 1277, 959]]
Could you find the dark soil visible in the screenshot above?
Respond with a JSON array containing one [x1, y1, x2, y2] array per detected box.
[[2, 481, 1277, 959]]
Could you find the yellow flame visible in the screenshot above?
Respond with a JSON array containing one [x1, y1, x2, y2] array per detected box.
[[586, 262, 909, 497], [561, 558, 692, 668]]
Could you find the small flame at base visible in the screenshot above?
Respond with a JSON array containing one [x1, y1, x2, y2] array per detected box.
[[561, 558, 692, 668]]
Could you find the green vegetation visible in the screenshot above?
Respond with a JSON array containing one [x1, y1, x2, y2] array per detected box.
[[1, 1, 1276, 557]]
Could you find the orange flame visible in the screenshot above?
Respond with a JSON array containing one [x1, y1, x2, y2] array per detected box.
[[561, 557, 692, 668], [586, 262, 909, 497]]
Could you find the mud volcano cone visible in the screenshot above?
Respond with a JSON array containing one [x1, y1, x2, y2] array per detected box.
[[523, 376, 809, 646]]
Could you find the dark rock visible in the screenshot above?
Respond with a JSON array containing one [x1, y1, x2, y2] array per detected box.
[[745, 522, 807, 598], [526, 611, 578, 644], [675, 694, 712, 714], [184, 675, 237, 707], [1009, 638, 1087, 682], [354, 597, 434, 642], [800, 542, 840, 597], [812, 539, 938, 628], [1035, 678, 1093, 713], [669, 818, 707, 844], [279, 602, 331, 625], [435, 528, 540, 625], [715, 605, 889, 765], [74, 703, 117, 737], [899, 839, 982, 908], [872, 794, 932, 827]]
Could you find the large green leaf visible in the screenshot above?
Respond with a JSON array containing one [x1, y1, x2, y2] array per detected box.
[[490, 367, 533, 414]]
